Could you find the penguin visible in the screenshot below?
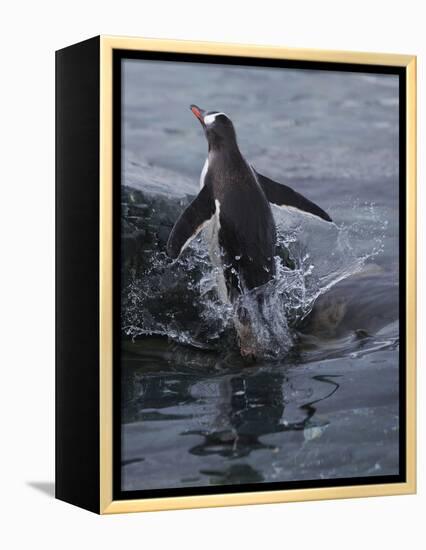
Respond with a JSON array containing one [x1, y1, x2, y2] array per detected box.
[[166, 105, 332, 356]]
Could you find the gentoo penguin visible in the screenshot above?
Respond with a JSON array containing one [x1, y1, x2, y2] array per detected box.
[[167, 105, 332, 357]]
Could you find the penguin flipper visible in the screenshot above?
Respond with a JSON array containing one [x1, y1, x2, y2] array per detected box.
[[254, 169, 332, 222], [166, 184, 215, 259]]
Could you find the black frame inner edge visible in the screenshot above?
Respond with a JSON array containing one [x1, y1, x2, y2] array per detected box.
[[112, 49, 407, 501]]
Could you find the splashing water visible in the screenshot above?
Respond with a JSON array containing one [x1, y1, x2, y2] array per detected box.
[[122, 202, 386, 358]]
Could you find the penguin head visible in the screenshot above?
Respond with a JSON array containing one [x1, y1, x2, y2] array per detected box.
[[190, 104, 237, 150]]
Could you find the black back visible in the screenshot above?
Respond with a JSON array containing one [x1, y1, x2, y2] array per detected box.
[[206, 148, 276, 295]]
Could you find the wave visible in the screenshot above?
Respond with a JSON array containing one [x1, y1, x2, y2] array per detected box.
[[121, 194, 388, 359]]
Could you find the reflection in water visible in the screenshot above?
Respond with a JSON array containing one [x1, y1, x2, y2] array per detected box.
[[121, 337, 398, 491], [188, 373, 289, 460], [187, 373, 339, 460]]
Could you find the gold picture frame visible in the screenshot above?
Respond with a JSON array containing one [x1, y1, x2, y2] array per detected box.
[[56, 35, 416, 514]]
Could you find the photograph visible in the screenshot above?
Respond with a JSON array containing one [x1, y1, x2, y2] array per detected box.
[[2, 0, 422, 543], [117, 54, 403, 495]]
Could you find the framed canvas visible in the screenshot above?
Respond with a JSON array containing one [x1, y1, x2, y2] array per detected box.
[[55, 36, 416, 514]]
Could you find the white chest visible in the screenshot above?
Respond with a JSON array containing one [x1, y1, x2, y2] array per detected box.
[[199, 160, 227, 299], [199, 158, 209, 189]]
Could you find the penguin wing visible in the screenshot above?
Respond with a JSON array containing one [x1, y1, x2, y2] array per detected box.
[[254, 169, 332, 222], [166, 184, 215, 259]]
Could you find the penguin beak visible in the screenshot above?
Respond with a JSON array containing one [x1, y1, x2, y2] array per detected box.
[[190, 104, 206, 126]]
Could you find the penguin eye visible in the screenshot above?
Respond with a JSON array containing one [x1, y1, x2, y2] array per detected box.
[[204, 112, 229, 126]]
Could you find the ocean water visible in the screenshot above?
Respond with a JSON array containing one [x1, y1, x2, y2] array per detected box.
[[120, 60, 400, 491]]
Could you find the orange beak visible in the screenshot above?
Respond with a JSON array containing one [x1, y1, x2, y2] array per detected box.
[[190, 104, 205, 125]]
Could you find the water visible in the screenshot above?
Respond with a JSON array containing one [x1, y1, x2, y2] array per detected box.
[[120, 60, 400, 491]]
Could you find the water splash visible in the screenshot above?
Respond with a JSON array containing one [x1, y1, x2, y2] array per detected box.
[[122, 203, 386, 358]]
